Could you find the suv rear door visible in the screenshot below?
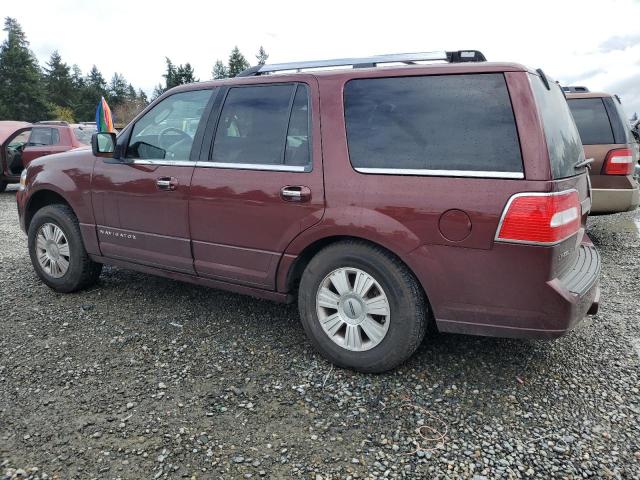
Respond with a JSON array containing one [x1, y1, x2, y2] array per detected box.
[[189, 78, 324, 289], [22, 127, 67, 165]]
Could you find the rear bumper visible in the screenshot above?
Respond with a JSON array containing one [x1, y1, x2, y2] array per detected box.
[[419, 241, 601, 340], [590, 185, 639, 214]]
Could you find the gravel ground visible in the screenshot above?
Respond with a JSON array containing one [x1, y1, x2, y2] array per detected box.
[[1, 185, 639, 480]]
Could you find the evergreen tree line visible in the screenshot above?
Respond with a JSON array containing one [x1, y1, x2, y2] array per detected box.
[[0, 17, 271, 124], [0, 17, 148, 124], [153, 45, 269, 99]]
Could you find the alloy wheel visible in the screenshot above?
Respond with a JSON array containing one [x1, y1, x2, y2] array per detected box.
[[35, 223, 70, 278], [315, 267, 390, 351]]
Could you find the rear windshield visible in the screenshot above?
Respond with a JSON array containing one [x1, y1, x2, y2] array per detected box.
[[529, 74, 584, 179], [343, 73, 523, 176], [73, 126, 96, 145], [567, 98, 614, 145]]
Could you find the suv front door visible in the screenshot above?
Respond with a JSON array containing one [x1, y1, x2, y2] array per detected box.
[[1, 127, 31, 179], [91, 88, 215, 273], [189, 80, 324, 288]]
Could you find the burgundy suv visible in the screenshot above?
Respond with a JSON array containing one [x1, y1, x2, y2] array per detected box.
[[16, 51, 600, 372]]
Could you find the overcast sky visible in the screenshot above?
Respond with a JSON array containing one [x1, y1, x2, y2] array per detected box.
[[4, 0, 640, 117]]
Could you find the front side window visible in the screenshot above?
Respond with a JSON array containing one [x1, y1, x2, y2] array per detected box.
[[567, 98, 614, 145], [127, 89, 213, 160], [28, 127, 58, 146], [8, 130, 30, 149], [344, 73, 523, 175], [212, 84, 311, 169]]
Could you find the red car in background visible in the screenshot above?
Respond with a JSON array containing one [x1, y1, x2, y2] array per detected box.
[[0, 121, 96, 192]]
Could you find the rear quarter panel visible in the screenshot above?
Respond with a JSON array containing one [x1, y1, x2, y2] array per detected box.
[[281, 69, 562, 327]]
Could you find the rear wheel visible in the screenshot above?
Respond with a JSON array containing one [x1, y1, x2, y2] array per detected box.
[[298, 241, 427, 373], [28, 204, 102, 293]]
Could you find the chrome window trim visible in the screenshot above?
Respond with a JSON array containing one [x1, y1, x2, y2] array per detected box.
[[195, 161, 308, 172], [354, 167, 524, 179], [133, 159, 195, 166], [494, 188, 580, 246], [590, 187, 637, 192]]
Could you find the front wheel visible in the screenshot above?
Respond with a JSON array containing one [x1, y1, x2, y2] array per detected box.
[[28, 204, 102, 293], [298, 241, 427, 373]]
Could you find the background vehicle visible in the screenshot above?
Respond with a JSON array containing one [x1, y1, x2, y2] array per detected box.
[[17, 51, 600, 372], [0, 120, 31, 192], [564, 87, 640, 214], [0, 120, 96, 192]]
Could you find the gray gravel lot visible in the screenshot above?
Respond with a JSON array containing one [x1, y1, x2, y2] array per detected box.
[[1, 185, 639, 479]]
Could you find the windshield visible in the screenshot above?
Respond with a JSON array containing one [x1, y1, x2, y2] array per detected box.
[[73, 126, 97, 145]]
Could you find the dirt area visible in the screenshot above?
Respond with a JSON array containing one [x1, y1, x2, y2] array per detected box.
[[1, 185, 639, 479]]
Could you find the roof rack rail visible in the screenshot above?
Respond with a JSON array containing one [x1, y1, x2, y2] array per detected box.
[[562, 86, 590, 93], [35, 120, 69, 126], [237, 50, 486, 77]]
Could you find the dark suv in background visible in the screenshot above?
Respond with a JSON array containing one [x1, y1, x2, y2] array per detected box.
[[564, 87, 639, 214], [16, 51, 600, 372]]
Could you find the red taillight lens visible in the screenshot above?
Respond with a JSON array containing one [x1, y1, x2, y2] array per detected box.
[[496, 190, 581, 245], [603, 148, 633, 175]]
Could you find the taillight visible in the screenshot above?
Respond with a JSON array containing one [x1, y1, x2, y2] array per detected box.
[[603, 148, 634, 175], [496, 190, 581, 245]]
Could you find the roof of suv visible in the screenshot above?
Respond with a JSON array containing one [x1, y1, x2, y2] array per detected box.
[[167, 61, 534, 95]]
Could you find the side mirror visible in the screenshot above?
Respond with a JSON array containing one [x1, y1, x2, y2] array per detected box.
[[91, 132, 116, 158]]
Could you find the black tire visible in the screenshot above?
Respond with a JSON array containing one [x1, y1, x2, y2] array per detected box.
[[0, 181, 7, 193], [28, 204, 102, 293], [298, 240, 427, 373]]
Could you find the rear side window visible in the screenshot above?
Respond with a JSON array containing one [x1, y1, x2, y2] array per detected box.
[[528, 74, 584, 179], [212, 83, 311, 169], [567, 98, 614, 145], [605, 96, 631, 144], [28, 127, 59, 146], [343, 73, 523, 176]]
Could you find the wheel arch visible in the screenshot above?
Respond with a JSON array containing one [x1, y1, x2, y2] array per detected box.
[[280, 234, 433, 315], [24, 188, 74, 233]]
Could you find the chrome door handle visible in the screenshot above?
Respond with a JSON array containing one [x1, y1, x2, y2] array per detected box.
[[280, 185, 311, 202], [156, 177, 177, 191], [281, 188, 302, 198]]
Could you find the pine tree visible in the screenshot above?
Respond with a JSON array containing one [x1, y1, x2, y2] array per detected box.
[[137, 88, 149, 105], [228, 46, 250, 77], [176, 63, 197, 84], [151, 83, 164, 101], [212, 60, 228, 79], [44, 51, 74, 110], [74, 65, 108, 121], [163, 57, 179, 89], [256, 46, 269, 65], [108, 72, 129, 107], [0, 17, 49, 121], [71, 64, 84, 89]]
